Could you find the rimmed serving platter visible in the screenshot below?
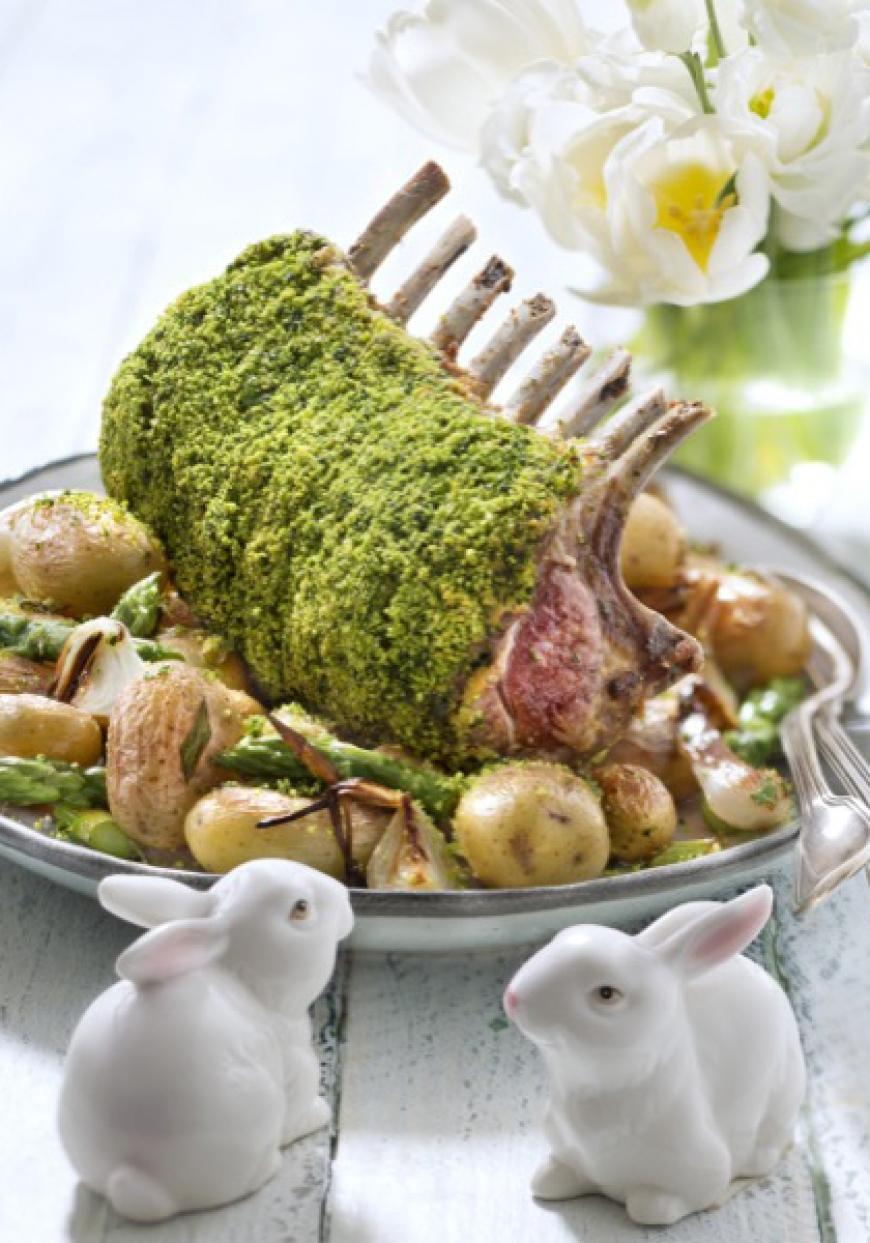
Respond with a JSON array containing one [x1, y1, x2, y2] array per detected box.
[[1, 455, 867, 950]]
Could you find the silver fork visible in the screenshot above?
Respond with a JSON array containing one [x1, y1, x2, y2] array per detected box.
[[772, 571, 870, 806], [771, 587, 870, 910]]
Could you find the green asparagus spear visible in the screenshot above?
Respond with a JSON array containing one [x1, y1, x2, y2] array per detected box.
[[54, 806, 141, 860], [110, 571, 163, 637], [217, 722, 465, 823], [0, 610, 180, 664], [0, 756, 107, 808]]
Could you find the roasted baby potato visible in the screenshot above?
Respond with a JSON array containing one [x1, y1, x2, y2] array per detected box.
[[453, 762, 609, 888], [707, 570, 810, 691], [605, 694, 696, 802], [157, 628, 251, 692], [621, 493, 686, 591], [596, 762, 677, 863], [0, 651, 54, 696], [184, 785, 389, 875], [0, 693, 103, 766], [0, 507, 17, 596], [3, 492, 166, 615], [107, 663, 261, 852]]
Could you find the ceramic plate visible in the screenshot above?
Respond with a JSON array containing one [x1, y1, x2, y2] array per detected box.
[[1, 455, 867, 951]]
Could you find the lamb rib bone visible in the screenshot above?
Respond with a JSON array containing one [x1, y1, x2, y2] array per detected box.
[[536, 348, 633, 437], [589, 386, 668, 461], [385, 215, 477, 324], [466, 294, 556, 400], [347, 160, 450, 282], [504, 327, 591, 426], [430, 255, 514, 357]]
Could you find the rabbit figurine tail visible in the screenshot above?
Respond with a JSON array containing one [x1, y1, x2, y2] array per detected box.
[[58, 859, 353, 1222], [505, 884, 806, 1227], [105, 1166, 179, 1223]]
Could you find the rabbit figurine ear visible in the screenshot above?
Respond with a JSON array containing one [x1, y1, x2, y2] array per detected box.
[[99, 876, 214, 928], [653, 885, 774, 981], [116, 918, 230, 986]]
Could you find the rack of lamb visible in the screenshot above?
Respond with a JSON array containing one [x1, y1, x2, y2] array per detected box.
[[101, 162, 710, 766]]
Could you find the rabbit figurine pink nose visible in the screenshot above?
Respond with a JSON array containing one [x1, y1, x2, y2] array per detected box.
[[58, 859, 353, 1222], [504, 885, 806, 1227]]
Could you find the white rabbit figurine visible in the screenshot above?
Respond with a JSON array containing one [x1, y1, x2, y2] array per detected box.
[[504, 885, 806, 1226], [58, 859, 353, 1222]]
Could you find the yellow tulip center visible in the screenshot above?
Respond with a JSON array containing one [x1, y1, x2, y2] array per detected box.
[[749, 87, 775, 119], [652, 163, 737, 272]]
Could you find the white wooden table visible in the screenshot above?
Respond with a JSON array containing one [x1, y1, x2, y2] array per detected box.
[[1, 2, 869, 1239], [2, 858, 870, 1242]]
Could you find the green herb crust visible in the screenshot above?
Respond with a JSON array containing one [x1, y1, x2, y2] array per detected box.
[[101, 232, 584, 760]]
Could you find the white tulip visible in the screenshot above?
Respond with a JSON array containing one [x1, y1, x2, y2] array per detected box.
[[708, 0, 750, 55], [625, 0, 706, 54], [573, 30, 700, 111], [479, 62, 584, 202], [507, 94, 694, 251], [593, 115, 771, 305], [368, 0, 595, 150], [856, 9, 870, 65], [715, 49, 870, 250], [739, 0, 859, 59], [480, 33, 699, 206], [512, 103, 655, 250]]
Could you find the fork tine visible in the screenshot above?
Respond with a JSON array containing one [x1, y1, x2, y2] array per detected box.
[[348, 161, 450, 282], [466, 294, 556, 400], [384, 215, 477, 324], [430, 255, 514, 357], [817, 714, 870, 801], [503, 327, 591, 426], [538, 348, 632, 438], [587, 386, 667, 460]]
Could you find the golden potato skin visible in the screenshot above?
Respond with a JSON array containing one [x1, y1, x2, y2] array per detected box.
[[596, 762, 677, 863], [620, 493, 686, 591], [7, 493, 166, 615], [157, 629, 251, 692], [606, 695, 696, 802], [106, 663, 261, 852], [185, 785, 389, 875], [0, 508, 16, 596], [0, 652, 55, 696], [0, 693, 103, 765], [186, 787, 342, 876], [453, 762, 609, 889], [707, 572, 810, 691]]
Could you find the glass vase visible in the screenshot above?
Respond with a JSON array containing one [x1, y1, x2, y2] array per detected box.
[[632, 268, 867, 522]]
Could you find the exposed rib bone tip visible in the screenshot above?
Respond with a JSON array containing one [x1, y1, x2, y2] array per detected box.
[[348, 161, 451, 282], [588, 401, 713, 573], [430, 254, 514, 355], [539, 348, 632, 438], [506, 326, 592, 426], [607, 400, 713, 499], [478, 255, 514, 290], [385, 214, 477, 325], [589, 386, 667, 460], [466, 294, 556, 399]]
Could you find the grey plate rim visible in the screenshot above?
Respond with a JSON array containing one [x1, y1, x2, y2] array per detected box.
[[0, 452, 862, 920]]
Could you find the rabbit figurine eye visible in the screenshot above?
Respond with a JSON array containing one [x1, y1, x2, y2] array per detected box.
[[592, 984, 623, 1005], [289, 899, 310, 923]]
